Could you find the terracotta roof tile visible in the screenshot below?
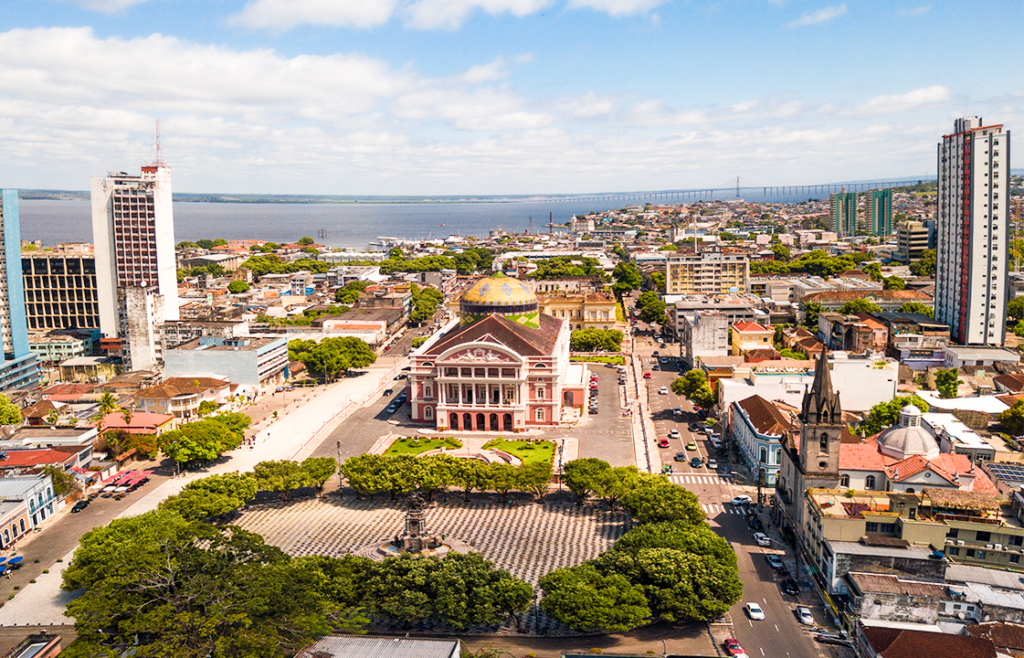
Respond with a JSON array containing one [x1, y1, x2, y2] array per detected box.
[[861, 626, 996, 658], [736, 395, 794, 437], [425, 313, 563, 358], [733, 321, 771, 333], [964, 622, 1024, 651]]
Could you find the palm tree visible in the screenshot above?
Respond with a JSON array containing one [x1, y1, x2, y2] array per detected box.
[[90, 392, 120, 436]]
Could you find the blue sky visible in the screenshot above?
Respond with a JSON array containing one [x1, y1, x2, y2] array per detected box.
[[1, 0, 1020, 195]]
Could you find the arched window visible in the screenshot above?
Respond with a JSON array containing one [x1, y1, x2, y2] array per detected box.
[[819, 433, 829, 453], [424, 407, 433, 420], [535, 408, 545, 422], [840, 474, 850, 487], [865, 475, 876, 490], [906, 488, 915, 494], [18, 519, 24, 534]]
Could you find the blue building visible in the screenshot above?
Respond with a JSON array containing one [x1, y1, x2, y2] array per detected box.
[[0, 191, 40, 390], [728, 394, 793, 486]]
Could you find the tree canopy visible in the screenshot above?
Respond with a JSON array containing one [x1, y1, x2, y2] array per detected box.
[[157, 415, 249, 464], [292, 336, 376, 381], [570, 328, 623, 352], [227, 280, 250, 294], [896, 302, 934, 318], [909, 249, 936, 276], [838, 299, 882, 315], [856, 395, 929, 436], [935, 368, 962, 399], [0, 394, 22, 425], [1001, 400, 1024, 436]]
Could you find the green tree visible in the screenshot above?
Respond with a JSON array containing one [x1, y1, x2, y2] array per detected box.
[[636, 290, 659, 310], [301, 456, 339, 494], [909, 249, 936, 276], [591, 466, 641, 511], [857, 395, 930, 436], [771, 243, 791, 262], [287, 338, 317, 362], [1007, 297, 1024, 323], [649, 271, 666, 293], [335, 280, 370, 305], [883, 275, 906, 290], [621, 481, 704, 525], [482, 462, 519, 502], [1000, 400, 1024, 436], [516, 460, 553, 501], [197, 400, 218, 417], [412, 453, 459, 500], [935, 368, 962, 399], [88, 391, 119, 435], [227, 280, 250, 294], [562, 458, 610, 506], [896, 302, 934, 318], [298, 336, 377, 381], [838, 298, 882, 315], [570, 328, 624, 352], [612, 262, 642, 290], [539, 564, 651, 632], [160, 472, 259, 522], [41, 464, 81, 497], [639, 299, 667, 325], [862, 262, 881, 281], [158, 419, 243, 464], [671, 370, 706, 398], [801, 301, 822, 329], [253, 460, 317, 500], [297, 236, 315, 245], [45, 407, 60, 426], [339, 453, 389, 497], [778, 348, 808, 360], [452, 458, 488, 502]]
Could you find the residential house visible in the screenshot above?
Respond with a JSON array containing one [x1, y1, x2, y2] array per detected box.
[[728, 395, 793, 485], [134, 377, 232, 419], [731, 321, 774, 357]]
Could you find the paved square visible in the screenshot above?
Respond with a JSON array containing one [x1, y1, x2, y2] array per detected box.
[[233, 495, 630, 634]]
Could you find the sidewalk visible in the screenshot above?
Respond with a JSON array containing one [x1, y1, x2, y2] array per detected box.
[[0, 361, 404, 627]]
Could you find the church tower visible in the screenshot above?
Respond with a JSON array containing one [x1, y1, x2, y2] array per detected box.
[[798, 351, 843, 480]]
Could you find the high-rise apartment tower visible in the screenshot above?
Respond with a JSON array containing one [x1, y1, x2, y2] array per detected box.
[[91, 164, 179, 370], [830, 190, 857, 237], [0, 191, 41, 389], [935, 117, 1010, 346], [865, 189, 893, 237]]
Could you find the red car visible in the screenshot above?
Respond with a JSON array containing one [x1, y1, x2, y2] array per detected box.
[[724, 638, 744, 656], [658, 439, 670, 448], [643, 372, 652, 379]]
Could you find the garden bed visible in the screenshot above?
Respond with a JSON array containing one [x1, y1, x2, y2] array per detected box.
[[384, 437, 462, 456], [480, 439, 555, 466]]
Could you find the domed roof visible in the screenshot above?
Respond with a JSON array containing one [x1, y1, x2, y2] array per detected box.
[[877, 404, 939, 460], [461, 273, 537, 306]]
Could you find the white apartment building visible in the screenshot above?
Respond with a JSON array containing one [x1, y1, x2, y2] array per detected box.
[[92, 165, 179, 338], [935, 117, 1009, 346], [665, 249, 749, 295]]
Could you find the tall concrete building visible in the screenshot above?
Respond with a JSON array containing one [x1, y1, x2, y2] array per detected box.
[[830, 190, 857, 237], [865, 189, 892, 237], [665, 249, 749, 295], [0, 191, 41, 390], [22, 244, 99, 330], [935, 117, 1010, 346], [91, 164, 179, 370]]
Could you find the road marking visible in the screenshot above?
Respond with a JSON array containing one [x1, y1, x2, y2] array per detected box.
[[775, 624, 780, 632], [760, 649, 765, 657]]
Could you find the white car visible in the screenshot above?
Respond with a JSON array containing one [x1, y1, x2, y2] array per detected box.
[[659, 386, 668, 395], [753, 532, 771, 547], [730, 495, 752, 506], [669, 428, 681, 439], [706, 458, 719, 469], [796, 605, 814, 626], [745, 602, 765, 620]]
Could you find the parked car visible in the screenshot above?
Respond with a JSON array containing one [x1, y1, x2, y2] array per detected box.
[[690, 457, 703, 468], [673, 452, 687, 462], [766, 554, 784, 570], [673, 407, 682, 416], [689, 423, 700, 432], [658, 439, 670, 448], [652, 365, 660, 371], [781, 578, 799, 596], [706, 458, 719, 469], [749, 517, 765, 532], [643, 372, 652, 379], [815, 632, 854, 647], [383, 389, 394, 396], [753, 532, 771, 547], [71, 500, 90, 513], [589, 407, 599, 414], [730, 495, 752, 506], [660, 343, 667, 348], [385, 404, 398, 414], [745, 603, 765, 620], [724, 639, 745, 656], [659, 386, 668, 395], [652, 350, 659, 356], [659, 357, 668, 364], [796, 605, 814, 626]]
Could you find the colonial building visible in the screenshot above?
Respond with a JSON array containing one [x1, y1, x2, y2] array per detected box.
[[537, 291, 618, 331], [409, 273, 586, 431]]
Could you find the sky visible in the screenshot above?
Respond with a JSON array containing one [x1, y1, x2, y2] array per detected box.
[[1, 0, 1021, 196]]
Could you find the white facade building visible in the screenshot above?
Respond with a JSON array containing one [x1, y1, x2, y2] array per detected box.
[[935, 117, 1010, 346], [92, 165, 179, 370]]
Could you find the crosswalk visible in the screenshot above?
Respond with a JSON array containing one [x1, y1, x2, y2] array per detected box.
[[668, 474, 732, 486], [701, 503, 747, 516]]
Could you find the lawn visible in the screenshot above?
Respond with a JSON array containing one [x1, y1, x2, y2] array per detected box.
[[481, 439, 555, 466], [384, 436, 462, 456], [571, 355, 626, 365]]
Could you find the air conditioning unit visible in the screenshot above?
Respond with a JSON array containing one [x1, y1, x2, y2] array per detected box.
[[956, 540, 965, 546], [995, 544, 1003, 551], [945, 538, 955, 545], [986, 544, 994, 550]]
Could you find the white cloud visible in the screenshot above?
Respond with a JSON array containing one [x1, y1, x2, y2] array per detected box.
[[851, 85, 954, 115], [566, 0, 668, 17], [898, 5, 930, 16], [405, 0, 552, 30], [230, 0, 397, 29], [59, 0, 146, 12], [787, 3, 846, 27]]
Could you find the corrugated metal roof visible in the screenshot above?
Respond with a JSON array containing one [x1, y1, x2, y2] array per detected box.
[[295, 636, 459, 658]]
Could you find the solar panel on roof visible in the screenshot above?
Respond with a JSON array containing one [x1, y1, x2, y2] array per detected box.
[[986, 463, 1024, 483]]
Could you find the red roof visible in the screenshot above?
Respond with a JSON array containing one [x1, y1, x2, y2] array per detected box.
[[861, 626, 995, 658], [95, 412, 174, 434], [733, 321, 771, 333], [0, 449, 77, 469]]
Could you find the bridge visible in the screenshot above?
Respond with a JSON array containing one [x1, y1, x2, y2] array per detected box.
[[534, 176, 933, 204]]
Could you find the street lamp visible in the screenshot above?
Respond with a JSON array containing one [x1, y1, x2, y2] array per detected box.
[[757, 456, 766, 512], [336, 440, 344, 491]]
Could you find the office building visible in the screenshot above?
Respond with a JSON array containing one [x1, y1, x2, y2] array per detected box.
[[896, 220, 935, 262], [830, 190, 857, 237], [22, 246, 99, 330], [865, 188, 893, 237], [92, 164, 179, 369], [0, 191, 40, 390], [665, 249, 749, 295], [935, 117, 1010, 346]]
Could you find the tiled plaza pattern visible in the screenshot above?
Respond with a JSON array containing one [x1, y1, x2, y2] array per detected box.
[[234, 494, 630, 635]]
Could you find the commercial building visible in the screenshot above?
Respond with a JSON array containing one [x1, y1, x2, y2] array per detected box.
[[0, 191, 41, 390], [678, 310, 730, 367], [896, 221, 935, 262], [91, 164, 179, 369], [163, 336, 289, 392], [664, 249, 749, 295], [21, 247, 99, 331], [865, 189, 893, 237], [728, 394, 793, 486], [831, 190, 857, 237], [935, 117, 1009, 346], [537, 291, 618, 331]]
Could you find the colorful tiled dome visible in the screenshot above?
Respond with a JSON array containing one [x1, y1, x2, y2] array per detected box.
[[459, 273, 540, 329]]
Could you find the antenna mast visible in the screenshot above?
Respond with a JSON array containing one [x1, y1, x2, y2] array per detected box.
[[152, 119, 167, 167]]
